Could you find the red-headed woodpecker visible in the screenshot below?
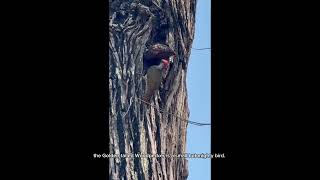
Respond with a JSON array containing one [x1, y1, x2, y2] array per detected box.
[[142, 59, 169, 102], [143, 43, 175, 75]]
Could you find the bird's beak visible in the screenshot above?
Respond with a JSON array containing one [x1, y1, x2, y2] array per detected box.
[[162, 59, 169, 69]]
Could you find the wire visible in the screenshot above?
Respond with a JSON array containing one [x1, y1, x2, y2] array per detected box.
[[122, 97, 133, 118], [136, 97, 211, 126], [192, 48, 211, 50]]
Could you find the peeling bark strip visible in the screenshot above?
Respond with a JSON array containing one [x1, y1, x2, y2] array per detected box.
[[109, 0, 195, 179]]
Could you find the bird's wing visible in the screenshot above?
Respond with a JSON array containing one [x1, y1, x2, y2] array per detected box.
[[144, 67, 162, 101]]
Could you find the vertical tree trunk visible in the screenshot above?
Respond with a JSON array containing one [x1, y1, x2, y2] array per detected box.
[[109, 0, 196, 179]]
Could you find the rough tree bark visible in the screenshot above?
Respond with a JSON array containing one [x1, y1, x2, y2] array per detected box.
[[109, 0, 196, 179]]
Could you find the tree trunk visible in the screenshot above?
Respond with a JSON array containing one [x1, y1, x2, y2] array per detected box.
[[108, 0, 196, 179]]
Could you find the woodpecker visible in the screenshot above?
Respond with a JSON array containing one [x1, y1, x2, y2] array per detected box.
[[142, 59, 169, 102], [143, 43, 176, 75]]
